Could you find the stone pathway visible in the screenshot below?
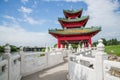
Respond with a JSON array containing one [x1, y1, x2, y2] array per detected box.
[[21, 58, 68, 80]]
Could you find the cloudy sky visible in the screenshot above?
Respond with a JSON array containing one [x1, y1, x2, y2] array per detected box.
[[0, 0, 120, 47]]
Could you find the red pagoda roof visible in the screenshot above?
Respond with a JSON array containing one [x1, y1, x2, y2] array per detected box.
[[63, 9, 83, 18], [49, 27, 101, 37], [58, 16, 89, 28]]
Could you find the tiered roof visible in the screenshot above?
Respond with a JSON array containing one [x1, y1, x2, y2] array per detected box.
[[58, 16, 89, 22], [49, 8, 101, 38], [49, 27, 101, 36], [63, 9, 83, 18], [59, 9, 89, 29]]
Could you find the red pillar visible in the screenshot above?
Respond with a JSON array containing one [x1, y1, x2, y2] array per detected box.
[[62, 44, 65, 48], [58, 39, 61, 48], [89, 37, 92, 47]]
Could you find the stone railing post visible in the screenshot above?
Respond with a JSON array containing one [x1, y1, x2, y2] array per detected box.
[[68, 44, 73, 55], [3, 44, 11, 80], [45, 46, 49, 52], [20, 46, 23, 53], [45, 46, 49, 66], [77, 44, 81, 53], [95, 39, 107, 80], [19, 46, 24, 76], [81, 43, 85, 54]]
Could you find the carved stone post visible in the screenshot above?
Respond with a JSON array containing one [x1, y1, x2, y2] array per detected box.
[[45, 46, 49, 52], [45, 46, 49, 66], [19, 46, 24, 76], [95, 39, 108, 80], [81, 43, 85, 53], [77, 44, 81, 53], [4, 44, 11, 80]]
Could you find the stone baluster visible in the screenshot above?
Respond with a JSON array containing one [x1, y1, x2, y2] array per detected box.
[[81, 43, 85, 54], [95, 39, 108, 80], [88, 43, 92, 54], [49, 47, 52, 52], [20, 46, 23, 53], [68, 44, 73, 58], [3, 44, 11, 80], [68, 44, 73, 50], [45, 46, 49, 66], [65, 45, 67, 49], [77, 44, 81, 53], [19, 46, 24, 76], [45, 46, 49, 52]]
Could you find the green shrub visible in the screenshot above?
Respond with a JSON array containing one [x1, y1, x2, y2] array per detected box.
[[40, 54, 45, 57]]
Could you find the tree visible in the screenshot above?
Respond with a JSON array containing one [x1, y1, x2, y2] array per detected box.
[[92, 42, 98, 47], [54, 44, 57, 48], [101, 38, 107, 45], [0, 46, 4, 55]]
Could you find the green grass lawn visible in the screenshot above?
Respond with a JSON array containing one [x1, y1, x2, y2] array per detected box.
[[105, 45, 120, 56]]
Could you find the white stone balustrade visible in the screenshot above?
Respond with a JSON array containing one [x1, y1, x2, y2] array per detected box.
[[0, 44, 65, 80], [0, 39, 120, 80], [0, 60, 8, 80], [68, 39, 120, 80]]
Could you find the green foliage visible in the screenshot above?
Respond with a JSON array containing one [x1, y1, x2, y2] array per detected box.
[[54, 44, 57, 48], [40, 53, 45, 57], [0, 46, 4, 55], [105, 45, 120, 56], [72, 44, 78, 49], [93, 38, 120, 46], [0, 46, 4, 52], [41, 48, 45, 52], [92, 42, 98, 47], [0, 45, 18, 55], [10, 45, 18, 52], [101, 38, 107, 45]]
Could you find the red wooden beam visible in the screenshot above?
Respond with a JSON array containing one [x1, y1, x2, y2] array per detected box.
[[59, 36, 91, 41]]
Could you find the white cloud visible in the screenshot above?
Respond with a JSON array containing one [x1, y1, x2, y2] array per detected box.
[[21, 0, 29, 4], [4, 0, 8, 2], [18, 6, 45, 25], [65, 0, 82, 2], [32, 1, 38, 8], [0, 24, 56, 47], [81, 0, 120, 40], [3, 15, 18, 24], [18, 6, 32, 14], [1, 14, 55, 46], [23, 15, 46, 25], [4, 15, 15, 20], [44, 0, 82, 2]]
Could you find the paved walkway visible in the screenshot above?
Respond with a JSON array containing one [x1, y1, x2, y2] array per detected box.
[[21, 58, 68, 80]]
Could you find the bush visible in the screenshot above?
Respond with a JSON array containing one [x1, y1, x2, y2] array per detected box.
[[40, 54, 45, 57]]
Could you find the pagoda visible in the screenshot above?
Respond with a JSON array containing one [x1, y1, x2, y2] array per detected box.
[[49, 9, 101, 48]]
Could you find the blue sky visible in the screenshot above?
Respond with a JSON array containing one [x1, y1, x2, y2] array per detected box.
[[0, 0, 120, 47]]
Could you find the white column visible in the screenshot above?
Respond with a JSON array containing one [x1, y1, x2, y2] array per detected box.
[[3, 44, 11, 80], [45, 46, 49, 52], [95, 39, 108, 80], [19, 46, 24, 76]]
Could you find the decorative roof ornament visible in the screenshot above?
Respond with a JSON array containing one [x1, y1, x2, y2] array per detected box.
[[97, 39, 105, 51], [4, 43, 11, 53]]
